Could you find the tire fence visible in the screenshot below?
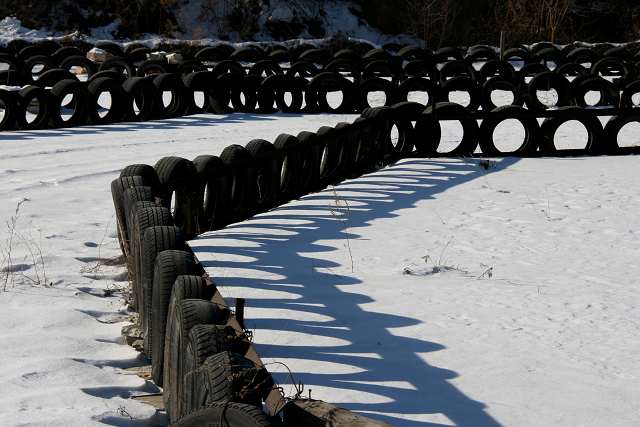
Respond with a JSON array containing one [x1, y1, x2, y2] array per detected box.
[[111, 95, 640, 425], [73, 36, 637, 426], [2, 39, 640, 131]]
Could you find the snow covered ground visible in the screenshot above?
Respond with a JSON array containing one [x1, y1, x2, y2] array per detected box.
[[0, 109, 639, 426]]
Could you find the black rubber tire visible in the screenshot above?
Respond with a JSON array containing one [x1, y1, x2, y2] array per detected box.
[[130, 206, 174, 310], [273, 134, 303, 203], [122, 186, 156, 234], [591, 57, 630, 88], [286, 61, 319, 79], [137, 59, 169, 77], [295, 131, 323, 194], [172, 402, 273, 427], [150, 250, 205, 385], [259, 75, 306, 113], [603, 114, 640, 155], [230, 75, 260, 113], [24, 55, 55, 80], [153, 73, 189, 119], [164, 296, 227, 422], [245, 139, 279, 213], [357, 77, 396, 109], [414, 102, 479, 156], [195, 44, 234, 62], [126, 47, 151, 63], [186, 352, 271, 414], [230, 46, 265, 63], [307, 72, 355, 113], [177, 59, 206, 75], [439, 60, 476, 84], [192, 155, 226, 231], [16, 85, 52, 130], [249, 60, 282, 78], [401, 60, 439, 82], [478, 60, 516, 83], [398, 45, 431, 61], [120, 164, 161, 190], [122, 77, 157, 121], [59, 55, 96, 78], [556, 62, 589, 79], [96, 41, 124, 57], [32, 68, 78, 87], [182, 71, 216, 113], [0, 69, 27, 86], [52, 46, 84, 64], [398, 77, 437, 107], [140, 226, 187, 354], [481, 77, 523, 111], [87, 77, 128, 124], [526, 72, 572, 111], [0, 89, 17, 130], [386, 101, 423, 161], [181, 324, 251, 419], [154, 156, 201, 236], [441, 76, 482, 111], [88, 70, 128, 83], [325, 58, 362, 83], [621, 80, 640, 108], [99, 57, 136, 79], [571, 75, 619, 108], [49, 79, 91, 128], [213, 60, 246, 78], [539, 107, 604, 155], [566, 47, 599, 65], [111, 175, 146, 257], [219, 145, 253, 224], [316, 126, 345, 186], [478, 105, 540, 156]]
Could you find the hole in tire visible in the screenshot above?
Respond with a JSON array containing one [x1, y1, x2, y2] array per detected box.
[[390, 124, 401, 149], [194, 91, 205, 109], [536, 88, 559, 107], [448, 90, 471, 107], [97, 91, 112, 118], [407, 91, 429, 105], [616, 121, 640, 147], [366, 91, 386, 108], [326, 91, 343, 110], [492, 119, 526, 152], [162, 91, 174, 108], [490, 90, 515, 107], [25, 97, 41, 124], [553, 120, 589, 150], [59, 93, 77, 122], [584, 90, 602, 106], [438, 120, 465, 153]]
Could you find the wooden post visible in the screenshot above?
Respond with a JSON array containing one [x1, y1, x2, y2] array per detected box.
[[500, 31, 506, 61], [283, 399, 394, 427]]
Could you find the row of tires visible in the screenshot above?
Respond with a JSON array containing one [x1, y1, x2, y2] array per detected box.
[[3, 69, 640, 132], [112, 103, 640, 250], [4, 44, 639, 88], [111, 172, 281, 426], [3, 38, 640, 72], [111, 100, 640, 424], [109, 98, 448, 424]]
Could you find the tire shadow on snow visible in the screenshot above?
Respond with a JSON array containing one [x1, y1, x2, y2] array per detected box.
[[191, 157, 520, 427], [0, 112, 292, 142]]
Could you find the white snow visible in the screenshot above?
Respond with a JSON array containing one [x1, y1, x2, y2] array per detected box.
[[0, 104, 639, 426], [0, 112, 356, 426]]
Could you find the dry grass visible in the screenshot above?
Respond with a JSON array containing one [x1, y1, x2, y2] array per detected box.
[[1, 199, 49, 290]]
